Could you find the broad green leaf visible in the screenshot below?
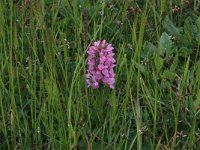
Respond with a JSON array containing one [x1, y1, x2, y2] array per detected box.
[[163, 70, 176, 81], [163, 16, 180, 38], [181, 17, 194, 46], [131, 60, 146, 73], [197, 34, 200, 45], [154, 55, 163, 72], [143, 41, 157, 58], [135, 62, 145, 73], [197, 17, 200, 32], [170, 54, 179, 71], [196, 61, 200, 83], [180, 57, 190, 95], [160, 0, 166, 14], [160, 32, 172, 56], [195, 89, 200, 109], [178, 47, 192, 58]]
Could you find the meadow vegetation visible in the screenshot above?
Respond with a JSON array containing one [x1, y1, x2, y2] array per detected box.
[[0, 0, 200, 149]]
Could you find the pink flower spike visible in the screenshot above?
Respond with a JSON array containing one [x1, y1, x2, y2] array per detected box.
[[86, 40, 116, 89]]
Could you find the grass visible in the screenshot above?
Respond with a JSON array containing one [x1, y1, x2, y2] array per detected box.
[[0, 0, 200, 149]]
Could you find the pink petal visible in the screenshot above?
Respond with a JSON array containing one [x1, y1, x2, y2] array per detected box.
[[102, 77, 109, 84], [94, 41, 100, 47], [102, 69, 109, 77], [93, 82, 99, 89], [109, 85, 114, 89], [95, 74, 103, 80], [100, 56, 106, 63], [96, 71, 101, 74], [109, 78, 115, 84], [86, 73, 90, 78], [98, 64, 105, 70]]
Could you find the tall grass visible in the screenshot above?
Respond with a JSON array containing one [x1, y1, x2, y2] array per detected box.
[[0, 0, 200, 149]]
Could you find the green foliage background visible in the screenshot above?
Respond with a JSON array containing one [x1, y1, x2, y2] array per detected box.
[[0, 0, 200, 149]]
